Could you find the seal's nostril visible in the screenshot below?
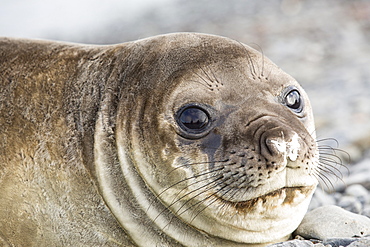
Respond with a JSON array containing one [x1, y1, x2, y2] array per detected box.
[[268, 138, 286, 155], [260, 132, 300, 165], [264, 138, 286, 159], [260, 137, 286, 165]]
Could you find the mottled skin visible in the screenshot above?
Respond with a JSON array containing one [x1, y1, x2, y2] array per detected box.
[[0, 33, 319, 246]]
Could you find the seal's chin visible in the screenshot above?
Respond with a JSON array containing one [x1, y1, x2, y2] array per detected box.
[[188, 185, 317, 244]]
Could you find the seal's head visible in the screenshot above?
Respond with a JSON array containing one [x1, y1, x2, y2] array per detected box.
[[96, 33, 319, 246]]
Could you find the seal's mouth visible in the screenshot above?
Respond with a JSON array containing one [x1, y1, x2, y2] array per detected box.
[[218, 186, 315, 212]]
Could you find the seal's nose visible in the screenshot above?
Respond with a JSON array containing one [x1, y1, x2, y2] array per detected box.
[[261, 131, 300, 165]]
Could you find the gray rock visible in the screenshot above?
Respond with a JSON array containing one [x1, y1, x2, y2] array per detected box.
[[295, 205, 370, 240], [335, 159, 370, 192], [272, 237, 370, 247], [338, 195, 363, 214], [347, 236, 370, 247], [267, 239, 317, 247], [345, 184, 370, 205], [308, 188, 336, 211], [362, 205, 370, 218], [323, 237, 362, 246]]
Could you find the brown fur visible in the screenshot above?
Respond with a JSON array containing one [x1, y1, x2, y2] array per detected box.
[[0, 39, 134, 246]]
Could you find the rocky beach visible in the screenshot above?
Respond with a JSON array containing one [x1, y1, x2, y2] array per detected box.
[[1, 0, 370, 246]]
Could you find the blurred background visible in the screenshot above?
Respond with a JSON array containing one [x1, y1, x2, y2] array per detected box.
[[1, 0, 369, 187]]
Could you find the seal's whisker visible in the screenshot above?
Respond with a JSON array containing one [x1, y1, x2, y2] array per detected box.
[[319, 153, 349, 177], [229, 180, 256, 210], [194, 65, 224, 91], [246, 52, 257, 79], [147, 164, 226, 214], [186, 159, 230, 166], [311, 169, 329, 192], [318, 163, 346, 187], [175, 176, 225, 216], [318, 144, 347, 154], [263, 64, 273, 82], [315, 170, 336, 192], [318, 161, 343, 179], [162, 175, 225, 230], [316, 138, 350, 186], [316, 138, 340, 146], [312, 137, 349, 192], [318, 163, 344, 181], [193, 65, 221, 92], [198, 66, 215, 84], [318, 148, 342, 158], [318, 151, 346, 172], [175, 175, 236, 223], [188, 79, 214, 91], [194, 72, 213, 87], [217, 195, 233, 215], [319, 156, 346, 173], [312, 172, 328, 192], [216, 184, 246, 217], [167, 169, 224, 207], [250, 43, 265, 78], [166, 159, 229, 176], [153, 171, 223, 223], [188, 186, 234, 224], [155, 166, 225, 205], [319, 147, 350, 166], [207, 65, 224, 86], [301, 129, 317, 144], [319, 157, 343, 169], [317, 162, 341, 180], [237, 41, 258, 79]]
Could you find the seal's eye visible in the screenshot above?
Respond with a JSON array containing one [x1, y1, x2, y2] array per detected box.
[[179, 107, 209, 130], [175, 105, 214, 139], [285, 90, 303, 112]]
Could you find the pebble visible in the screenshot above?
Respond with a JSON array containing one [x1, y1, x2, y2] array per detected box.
[[324, 238, 364, 247], [347, 237, 370, 247], [334, 159, 370, 192], [267, 239, 320, 247], [338, 196, 363, 214], [269, 155, 370, 247], [308, 187, 336, 211], [362, 205, 370, 218], [345, 184, 370, 204], [307, 163, 370, 218], [295, 205, 370, 240], [269, 237, 370, 247]]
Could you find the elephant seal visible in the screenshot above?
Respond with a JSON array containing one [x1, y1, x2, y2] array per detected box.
[[0, 33, 319, 246]]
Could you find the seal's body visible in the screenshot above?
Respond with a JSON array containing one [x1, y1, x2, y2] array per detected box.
[[0, 33, 319, 246]]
